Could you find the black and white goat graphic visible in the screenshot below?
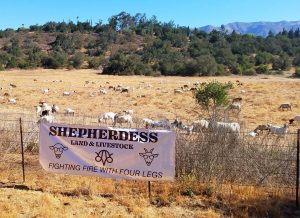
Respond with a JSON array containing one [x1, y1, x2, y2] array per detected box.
[[139, 148, 159, 166], [49, 143, 68, 159]]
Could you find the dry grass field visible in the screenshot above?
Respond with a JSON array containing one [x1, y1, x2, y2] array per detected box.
[[1, 69, 300, 217], [1, 69, 300, 129]]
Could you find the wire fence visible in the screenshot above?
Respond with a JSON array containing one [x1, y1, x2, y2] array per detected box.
[[0, 112, 299, 203]]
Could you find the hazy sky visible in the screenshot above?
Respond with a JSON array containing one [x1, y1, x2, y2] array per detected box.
[[1, 0, 300, 29]]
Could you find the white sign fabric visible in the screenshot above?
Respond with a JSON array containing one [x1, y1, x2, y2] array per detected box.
[[39, 122, 176, 181]]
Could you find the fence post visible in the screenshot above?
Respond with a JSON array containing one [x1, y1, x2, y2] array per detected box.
[[145, 123, 152, 200], [19, 118, 25, 183], [148, 181, 151, 199], [296, 129, 300, 207]]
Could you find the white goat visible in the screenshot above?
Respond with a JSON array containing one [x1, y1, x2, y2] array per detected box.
[[63, 91, 70, 96], [226, 103, 241, 112], [99, 89, 107, 95], [64, 108, 75, 116], [174, 89, 184, 94], [152, 119, 171, 129], [142, 118, 155, 127], [267, 124, 288, 135], [8, 98, 16, 104], [42, 88, 49, 94], [124, 109, 134, 116], [41, 103, 52, 112], [191, 120, 209, 132], [211, 121, 240, 133], [35, 105, 42, 115], [248, 131, 257, 137], [113, 114, 133, 127], [63, 91, 76, 96], [98, 112, 116, 124], [38, 114, 54, 124]]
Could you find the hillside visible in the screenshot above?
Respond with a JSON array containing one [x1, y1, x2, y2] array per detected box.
[[0, 12, 300, 77]]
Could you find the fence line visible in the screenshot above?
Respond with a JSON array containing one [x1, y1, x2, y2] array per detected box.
[[0, 112, 299, 205]]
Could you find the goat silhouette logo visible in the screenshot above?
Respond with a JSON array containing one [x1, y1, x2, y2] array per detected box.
[[139, 148, 159, 166], [95, 150, 113, 166], [49, 143, 68, 159]]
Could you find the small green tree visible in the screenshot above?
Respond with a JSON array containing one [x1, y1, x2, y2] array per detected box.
[[194, 80, 232, 121]]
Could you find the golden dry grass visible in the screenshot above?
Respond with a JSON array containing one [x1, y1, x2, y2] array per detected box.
[[1, 69, 300, 130], [2, 155, 299, 217], [1, 69, 300, 217], [0, 154, 296, 217]]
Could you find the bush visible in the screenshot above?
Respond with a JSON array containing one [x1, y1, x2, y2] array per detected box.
[[194, 80, 232, 120], [42, 51, 68, 69], [215, 64, 230, 76], [69, 52, 85, 69], [88, 56, 104, 69], [134, 62, 154, 75], [242, 68, 257, 76], [256, 64, 268, 74]]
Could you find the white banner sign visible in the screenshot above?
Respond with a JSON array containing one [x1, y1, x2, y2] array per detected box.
[[39, 122, 176, 181]]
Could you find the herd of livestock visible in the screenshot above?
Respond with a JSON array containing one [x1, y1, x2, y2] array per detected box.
[[1, 79, 300, 138], [34, 100, 297, 138]]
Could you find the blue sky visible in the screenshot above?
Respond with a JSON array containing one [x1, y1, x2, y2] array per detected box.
[[1, 0, 300, 29]]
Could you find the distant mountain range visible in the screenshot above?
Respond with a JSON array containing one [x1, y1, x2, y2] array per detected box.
[[199, 21, 300, 37]]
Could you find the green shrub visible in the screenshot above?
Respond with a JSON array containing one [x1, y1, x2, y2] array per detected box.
[[88, 56, 104, 69], [243, 68, 257, 76], [256, 64, 268, 74], [69, 52, 85, 69]]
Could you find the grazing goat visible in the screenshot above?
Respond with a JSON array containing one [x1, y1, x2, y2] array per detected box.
[[63, 91, 70, 96], [120, 88, 129, 93], [98, 112, 116, 124], [124, 109, 134, 116], [191, 120, 209, 132], [171, 119, 191, 133], [142, 118, 155, 128], [226, 103, 241, 112], [267, 124, 288, 133], [113, 114, 133, 127], [38, 114, 54, 124], [64, 108, 75, 116], [253, 124, 270, 135], [99, 89, 107, 95], [41, 103, 52, 112], [8, 98, 16, 104], [210, 121, 240, 133], [152, 119, 171, 129], [35, 105, 42, 115], [267, 124, 288, 138], [174, 89, 184, 94], [248, 131, 257, 137], [279, 103, 292, 111], [9, 83, 17, 88], [43, 88, 49, 94], [289, 115, 300, 124]]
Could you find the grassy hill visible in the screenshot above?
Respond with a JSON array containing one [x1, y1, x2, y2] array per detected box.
[[0, 12, 300, 77]]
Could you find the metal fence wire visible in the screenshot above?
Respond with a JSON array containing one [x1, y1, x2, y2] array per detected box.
[[0, 112, 299, 204]]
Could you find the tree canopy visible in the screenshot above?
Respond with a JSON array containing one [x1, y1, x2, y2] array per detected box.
[[0, 12, 300, 76]]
